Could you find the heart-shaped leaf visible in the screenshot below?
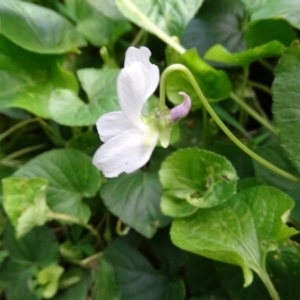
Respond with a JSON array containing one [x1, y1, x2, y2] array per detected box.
[[49, 69, 120, 126], [171, 185, 297, 287], [13, 149, 102, 223], [159, 148, 238, 218], [181, 0, 247, 57], [101, 171, 170, 238]]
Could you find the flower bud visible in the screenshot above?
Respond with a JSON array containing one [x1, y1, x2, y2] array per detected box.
[[170, 92, 191, 122]]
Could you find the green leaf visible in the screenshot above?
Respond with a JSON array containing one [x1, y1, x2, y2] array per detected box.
[[67, 131, 100, 156], [253, 142, 300, 222], [171, 185, 297, 287], [159, 148, 238, 218], [166, 49, 232, 110], [116, 0, 203, 37], [211, 141, 254, 179], [272, 40, 300, 173], [100, 171, 170, 238], [38, 265, 64, 299], [216, 263, 270, 300], [0, 226, 59, 300], [267, 240, 300, 298], [49, 69, 120, 126], [104, 236, 185, 300], [92, 258, 121, 300], [65, 0, 131, 47], [13, 149, 102, 223], [0, 0, 86, 54], [0, 36, 78, 118], [204, 41, 286, 68], [246, 19, 297, 48], [241, 0, 300, 30], [86, 0, 125, 20], [181, 0, 247, 57], [2, 177, 52, 238], [53, 269, 90, 300], [184, 254, 224, 297]]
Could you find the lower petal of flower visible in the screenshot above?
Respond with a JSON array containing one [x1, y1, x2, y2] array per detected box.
[[92, 128, 158, 178], [96, 111, 134, 142]]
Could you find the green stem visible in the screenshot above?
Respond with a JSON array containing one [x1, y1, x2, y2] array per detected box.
[[131, 28, 146, 46], [239, 68, 249, 125], [120, 0, 186, 54], [258, 269, 281, 300], [1, 144, 45, 161], [160, 64, 300, 183], [248, 80, 272, 95], [259, 59, 274, 72], [202, 109, 208, 148], [230, 92, 278, 135], [0, 118, 39, 141], [51, 212, 100, 244], [65, 252, 103, 269]]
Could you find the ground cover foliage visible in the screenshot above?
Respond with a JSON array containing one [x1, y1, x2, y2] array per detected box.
[[0, 0, 300, 299]]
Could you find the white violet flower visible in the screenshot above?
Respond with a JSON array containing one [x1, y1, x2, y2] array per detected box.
[[92, 46, 191, 178]]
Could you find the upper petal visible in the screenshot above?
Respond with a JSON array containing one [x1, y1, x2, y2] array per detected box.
[[96, 111, 134, 142], [124, 47, 152, 68], [117, 48, 159, 129], [92, 128, 158, 178]]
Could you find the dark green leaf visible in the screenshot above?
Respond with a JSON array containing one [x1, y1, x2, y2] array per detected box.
[[53, 269, 90, 300], [272, 40, 300, 173], [101, 171, 170, 238], [0, 0, 86, 54], [253, 142, 300, 222], [246, 19, 297, 48], [92, 258, 121, 300], [13, 149, 102, 223], [216, 262, 270, 300], [0, 226, 59, 300], [182, 0, 246, 57], [104, 237, 185, 300], [267, 240, 300, 298]]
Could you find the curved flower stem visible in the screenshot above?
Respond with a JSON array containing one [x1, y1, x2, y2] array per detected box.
[[51, 212, 100, 244], [0, 118, 39, 141], [160, 64, 300, 183], [230, 92, 278, 136], [120, 0, 186, 54]]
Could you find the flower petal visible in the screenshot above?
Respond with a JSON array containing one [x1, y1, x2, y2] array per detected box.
[[117, 48, 159, 129], [92, 128, 158, 178], [96, 111, 134, 142], [124, 47, 152, 68]]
